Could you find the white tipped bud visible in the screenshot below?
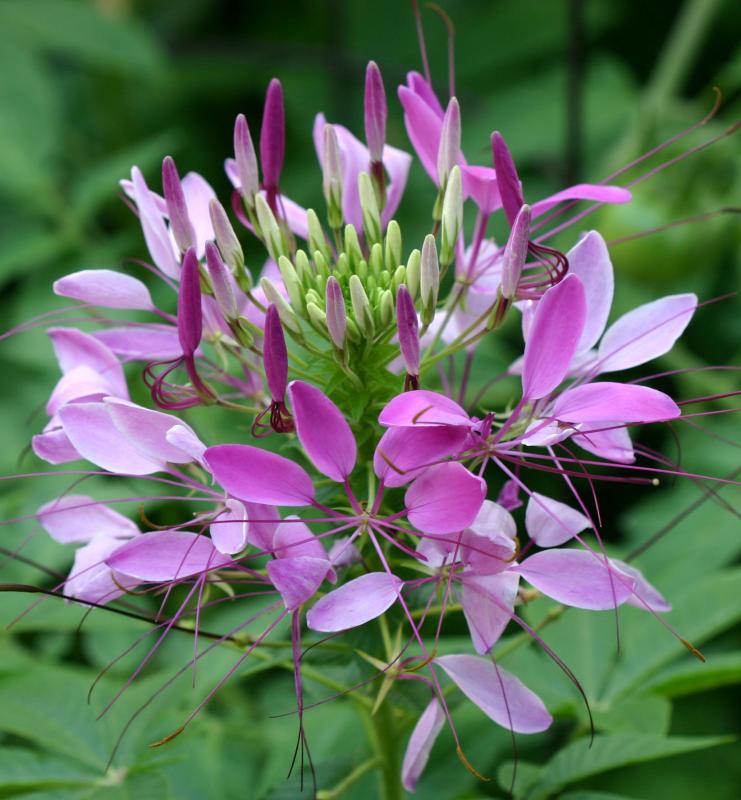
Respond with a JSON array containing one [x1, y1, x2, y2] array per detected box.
[[209, 199, 244, 272], [307, 209, 332, 263], [420, 234, 440, 325], [358, 172, 382, 246], [306, 301, 328, 332], [440, 165, 462, 267], [405, 249, 421, 299], [325, 276, 347, 349], [234, 113, 259, 205], [343, 224, 363, 265], [254, 193, 285, 263], [260, 277, 300, 333], [322, 125, 344, 230], [379, 289, 394, 327], [348, 274, 375, 337], [277, 255, 304, 312], [437, 97, 461, 186], [384, 220, 402, 270]]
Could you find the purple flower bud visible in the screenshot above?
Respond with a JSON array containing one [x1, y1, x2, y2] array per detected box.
[[208, 198, 244, 272], [501, 204, 531, 299], [325, 276, 347, 349], [263, 304, 288, 402], [396, 285, 420, 377], [491, 131, 525, 227], [364, 61, 387, 163], [234, 114, 259, 201], [205, 242, 238, 320], [497, 479, 522, 511], [260, 79, 285, 193], [162, 156, 195, 253], [436, 97, 460, 185], [177, 248, 203, 357]]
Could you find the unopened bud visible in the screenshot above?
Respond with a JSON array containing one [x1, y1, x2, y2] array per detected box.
[[440, 165, 462, 267], [349, 274, 375, 337], [343, 224, 363, 266], [306, 301, 327, 332], [437, 97, 461, 186], [205, 242, 238, 320], [209, 199, 244, 273], [384, 220, 402, 270], [491, 131, 525, 227], [234, 114, 259, 205], [501, 204, 531, 299], [392, 265, 406, 293], [260, 277, 300, 333], [294, 249, 313, 286], [162, 156, 194, 253], [420, 234, 440, 324], [405, 249, 421, 299], [358, 172, 382, 245], [260, 79, 285, 194], [178, 248, 203, 357], [364, 61, 387, 163], [322, 124, 344, 230], [307, 209, 332, 263], [325, 276, 347, 349], [369, 242, 383, 278], [254, 193, 285, 262], [313, 248, 331, 279], [277, 255, 304, 312], [263, 304, 288, 401], [379, 289, 394, 327], [396, 284, 420, 377]]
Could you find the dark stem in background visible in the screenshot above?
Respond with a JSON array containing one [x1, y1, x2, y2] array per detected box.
[[565, 0, 585, 185]]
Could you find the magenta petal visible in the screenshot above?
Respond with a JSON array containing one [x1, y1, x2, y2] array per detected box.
[[267, 556, 330, 610], [106, 530, 232, 582], [435, 654, 552, 733], [565, 232, 614, 354], [205, 444, 315, 506], [405, 463, 486, 535], [612, 559, 671, 613], [552, 382, 680, 424], [462, 572, 519, 654], [379, 390, 472, 428], [401, 698, 446, 792], [597, 293, 697, 373], [288, 381, 356, 481], [521, 274, 587, 401], [461, 165, 501, 214], [373, 425, 468, 488], [398, 85, 443, 183], [525, 493, 591, 548], [129, 166, 180, 279], [58, 402, 163, 475], [54, 269, 154, 311], [306, 572, 402, 632], [65, 536, 139, 605], [211, 499, 249, 555], [272, 517, 328, 561], [529, 183, 632, 217], [37, 495, 138, 544], [515, 549, 635, 609]]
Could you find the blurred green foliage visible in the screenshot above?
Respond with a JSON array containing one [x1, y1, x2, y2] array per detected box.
[[0, 0, 739, 798]]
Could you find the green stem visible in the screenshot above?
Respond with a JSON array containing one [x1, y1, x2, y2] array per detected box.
[[364, 701, 404, 800], [316, 757, 382, 799]]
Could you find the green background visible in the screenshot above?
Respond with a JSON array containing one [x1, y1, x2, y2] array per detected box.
[[0, 0, 739, 797]]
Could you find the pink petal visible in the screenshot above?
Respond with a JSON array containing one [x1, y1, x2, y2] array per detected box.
[[210, 499, 249, 555], [53, 269, 154, 311], [573, 424, 635, 464], [267, 556, 330, 610], [552, 382, 680, 424], [181, 172, 216, 257], [597, 293, 697, 373], [92, 325, 184, 362], [65, 535, 139, 605], [381, 143, 413, 225], [129, 166, 180, 279], [461, 164, 501, 214], [435, 654, 552, 733], [530, 184, 632, 217], [405, 463, 486, 535], [525, 493, 591, 548], [401, 698, 446, 792], [272, 517, 328, 561], [105, 398, 202, 464], [32, 428, 80, 464], [288, 381, 356, 481], [565, 232, 614, 354], [46, 365, 115, 416], [462, 572, 519, 654], [521, 274, 587, 401], [48, 328, 128, 398], [379, 390, 472, 428], [205, 444, 315, 506], [611, 559, 671, 613], [462, 501, 517, 571], [398, 86, 443, 182], [165, 424, 208, 465], [306, 572, 402, 632], [515, 549, 635, 609], [244, 502, 281, 552], [406, 71, 444, 116], [106, 530, 232, 582], [58, 402, 163, 475], [37, 495, 138, 544], [373, 425, 468, 488]]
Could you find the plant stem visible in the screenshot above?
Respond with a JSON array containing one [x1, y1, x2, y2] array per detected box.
[[364, 701, 403, 800]]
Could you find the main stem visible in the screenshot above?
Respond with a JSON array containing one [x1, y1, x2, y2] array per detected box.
[[365, 701, 403, 800]]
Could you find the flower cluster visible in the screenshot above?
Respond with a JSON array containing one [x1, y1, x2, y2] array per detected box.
[[18, 48, 714, 794]]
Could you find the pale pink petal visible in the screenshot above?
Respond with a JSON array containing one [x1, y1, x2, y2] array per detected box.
[[373, 425, 468, 488], [461, 165, 501, 214], [244, 502, 281, 552], [46, 365, 114, 416], [267, 556, 330, 610], [93, 325, 183, 362], [165, 424, 207, 465], [210, 499, 249, 555], [521, 418, 577, 447], [379, 390, 472, 428], [32, 428, 80, 464], [611, 559, 671, 612], [573, 424, 635, 464], [181, 172, 216, 257], [328, 536, 361, 569], [597, 293, 697, 373], [106, 530, 232, 582], [552, 382, 680, 424], [58, 402, 163, 475], [275, 192, 309, 240], [521, 274, 587, 400], [401, 698, 446, 792], [462, 572, 519, 654], [525, 493, 591, 548], [48, 328, 128, 398], [435, 654, 552, 733], [54, 269, 154, 311], [565, 232, 613, 354], [129, 166, 180, 279], [37, 495, 138, 544], [205, 444, 315, 506], [405, 463, 486, 535], [381, 143, 413, 225], [65, 535, 139, 605], [288, 381, 356, 481], [515, 549, 635, 609], [306, 572, 402, 632], [530, 184, 632, 217], [462, 501, 517, 571]]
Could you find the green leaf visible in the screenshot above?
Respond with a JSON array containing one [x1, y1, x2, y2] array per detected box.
[[0, 747, 96, 791], [525, 734, 732, 799], [591, 694, 671, 735], [496, 760, 542, 799], [644, 651, 741, 697], [559, 793, 642, 800]]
